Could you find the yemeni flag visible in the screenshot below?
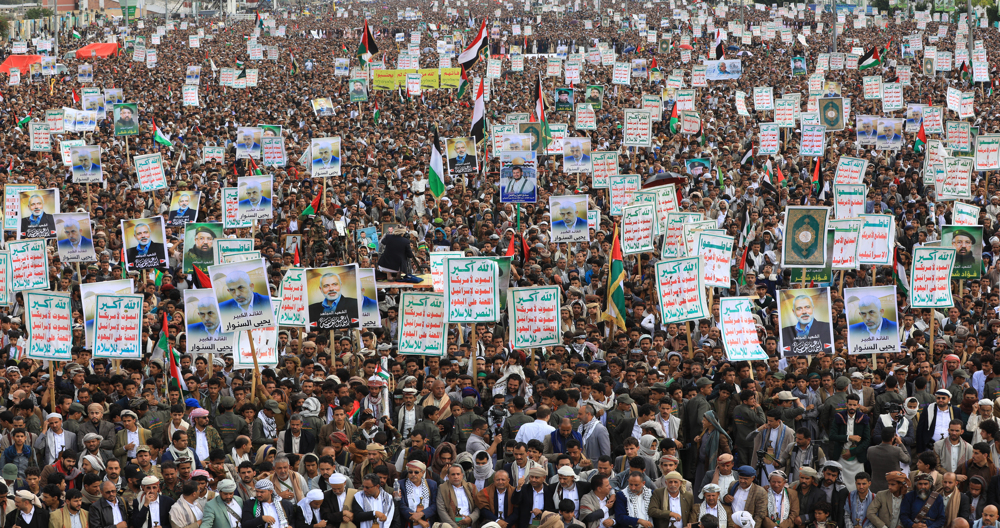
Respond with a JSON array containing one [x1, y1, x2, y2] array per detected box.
[[429, 126, 445, 199], [602, 223, 627, 332], [858, 45, 881, 70], [456, 66, 470, 99], [357, 19, 379, 64], [668, 102, 679, 134], [152, 119, 172, 146], [471, 78, 486, 145], [458, 20, 489, 71], [894, 248, 909, 299], [914, 120, 927, 153], [714, 30, 725, 60], [301, 192, 321, 216]]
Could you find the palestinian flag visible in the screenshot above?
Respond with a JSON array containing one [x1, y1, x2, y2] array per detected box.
[[429, 126, 445, 199], [737, 243, 751, 285], [255, 11, 264, 29], [858, 45, 881, 70], [290, 53, 300, 75], [914, 120, 926, 153], [457, 20, 489, 71], [812, 157, 824, 196], [357, 19, 379, 64], [740, 146, 754, 166], [533, 76, 552, 150], [152, 119, 172, 146], [374, 365, 391, 382], [72, 30, 82, 39], [248, 156, 263, 175], [602, 223, 626, 331], [193, 265, 211, 289], [16, 113, 30, 129], [301, 192, 321, 216], [339, 43, 348, 54], [960, 61, 971, 82], [236, 59, 244, 69], [457, 65, 470, 99], [158, 312, 185, 396], [471, 78, 486, 145], [668, 102, 679, 134], [649, 58, 659, 77], [373, 100, 381, 124], [699, 120, 706, 146], [894, 248, 909, 299]]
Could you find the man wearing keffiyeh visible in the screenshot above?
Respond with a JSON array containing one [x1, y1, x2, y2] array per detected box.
[[352, 473, 395, 528], [614, 471, 654, 528], [239, 479, 293, 528], [398, 461, 437, 528], [765, 471, 798, 528]]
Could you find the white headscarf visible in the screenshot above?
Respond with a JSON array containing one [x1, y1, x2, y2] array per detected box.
[[296, 490, 324, 524]]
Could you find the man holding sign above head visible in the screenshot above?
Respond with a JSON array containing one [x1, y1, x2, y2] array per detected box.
[[123, 219, 168, 271], [19, 190, 57, 239]]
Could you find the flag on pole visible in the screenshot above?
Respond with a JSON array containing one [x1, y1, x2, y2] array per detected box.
[[858, 45, 881, 70], [357, 19, 379, 64], [894, 248, 909, 298], [373, 100, 381, 124], [72, 89, 80, 104], [293, 246, 300, 266], [429, 126, 446, 199], [301, 192, 321, 216], [471, 78, 486, 145], [152, 119, 172, 146], [668, 103, 679, 134], [812, 157, 824, 197], [16, 113, 30, 129], [602, 224, 627, 331], [193, 265, 212, 289], [457, 66, 470, 99], [533, 76, 553, 151], [914, 120, 927, 153], [458, 20, 489, 71]]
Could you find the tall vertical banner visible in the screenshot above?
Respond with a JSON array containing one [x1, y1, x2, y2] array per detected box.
[[357, 268, 381, 329], [845, 286, 901, 355], [719, 297, 768, 361], [276, 268, 308, 327], [910, 247, 956, 309], [697, 233, 735, 288], [857, 214, 894, 265], [445, 258, 499, 323], [0, 252, 10, 306], [778, 288, 835, 356], [782, 206, 830, 268], [621, 204, 655, 254], [9, 239, 49, 291], [398, 292, 448, 356], [92, 294, 144, 358], [831, 219, 862, 270], [833, 184, 866, 219], [655, 257, 708, 323], [508, 286, 561, 349], [24, 291, 73, 361]]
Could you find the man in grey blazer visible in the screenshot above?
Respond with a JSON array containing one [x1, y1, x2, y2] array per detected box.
[[579, 474, 616, 528], [867, 426, 912, 493], [866, 471, 909, 528], [578, 405, 610, 466]]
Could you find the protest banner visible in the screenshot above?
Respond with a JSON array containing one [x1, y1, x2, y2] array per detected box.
[[24, 291, 72, 361], [975, 135, 1000, 171], [942, 225, 982, 280], [940, 157, 973, 200], [444, 258, 499, 323], [29, 123, 50, 152], [550, 195, 589, 242], [719, 297, 768, 361], [910, 247, 956, 309], [508, 286, 561, 349], [753, 86, 773, 110], [262, 137, 286, 167], [4, 184, 35, 232], [663, 213, 703, 259], [655, 257, 708, 324], [9, 239, 48, 291], [357, 268, 380, 329], [697, 233, 734, 288], [833, 184, 866, 219], [430, 251, 463, 293], [609, 174, 640, 216], [398, 292, 448, 355], [623, 109, 652, 147], [758, 124, 780, 155], [857, 214, 894, 265], [621, 204, 655, 255], [208, 259, 275, 332], [778, 288, 835, 356], [831, 219, 862, 270], [833, 157, 868, 185], [953, 202, 980, 226], [92, 294, 144, 358], [946, 121, 971, 151], [276, 267, 307, 327], [134, 154, 167, 192], [800, 124, 826, 157], [845, 286, 901, 355]]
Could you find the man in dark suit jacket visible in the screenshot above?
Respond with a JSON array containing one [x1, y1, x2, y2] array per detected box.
[[548, 468, 591, 515], [88, 481, 129, 528], [915, 393, 959, 452], [129, 476, 175, 528], [19, 193, 55, 238], [516, 468, 549, 528], [318, 474, 355, 528], [780, 294, 832, 355], [241, 480, 294, 528], [125, 221, 166, 270], [7, 490, 49, 528], [276, 420, 317, 457]]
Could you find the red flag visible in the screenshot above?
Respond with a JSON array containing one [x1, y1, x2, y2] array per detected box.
[[193, 265, 212, 288], [72, 89, 80, 103], [521, 233, 530, 262], [293, 245, 300, 266], [505, 234, 517, 257], [776, 164, 785, 186]]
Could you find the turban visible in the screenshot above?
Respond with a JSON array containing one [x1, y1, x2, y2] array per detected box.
[[702, 484, 722, 494], [141, 476, 159, 486], [367, 376, 386, 386], [189, 408, 209, 418], [331, 432, 349, 445], [944, 354, 960, 362], [83, 455, 105, 473], [217, 480, 237, 493], [255, 479, 275, 491], [45, 413, 62, 421], [665, 471, 683, 481], [660, 454, 679, 463], [737, 466, 756, 477], [528, 467, 548, 478], [304, 490, 324, 502], [769, 470, 787, 481], [799, 467, 818, 479], [886, 471, 910, 486], [366, 443, 386, 452], [82, 433, 103, 443], [329, 473, 348, 485], [120, 410, 138, 421], [406, 461, 427, 472], [191, 470, 210, 480], [88, 403, 104, 414], [913, 473, 933, 483], [980, 399, 994, 407], [557, 466, 576, 477], [15, 491, 41, 508], [935, 389, 952, 398]]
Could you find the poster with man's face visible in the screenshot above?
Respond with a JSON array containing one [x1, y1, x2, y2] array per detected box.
[[113, 103, 139, 136], [121, 217, 168, 271], [306, 264, 361, 330], [54, 212, 96, 263], [778, 287, 834, 357], [845, 286, 901, 355], [790, 56, 807, 75], [186, 65, 201, 85], [446, 136, 478, 176], [554, 88, 574, 111], [183, 222, 222, 274], [549, 195, 589, 243], [168, 191, 201, 227], [258, 124, 282, 138], [311, 97, 334, 116], [310, 137, 342, 178], [208, 258, 275, 333], [235, 126, 263, 160], [942, 225, 982, 280], [876, 118, 904, 151], [584, 85, 604, 110], [237, 176, 273, 221], [349, 78, 369, 102], [105, 89, 124, 105], [18, 188, 59, 239], [70, 146, 102, 184], [563, 138, 592, 173], [81, 94, 105, 115], [856, 115, 877, 145], [499, 150, 537, 204], [184, 288, 235, 355]]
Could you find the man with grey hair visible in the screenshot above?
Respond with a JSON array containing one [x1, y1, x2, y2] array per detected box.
[[20, 193, 55, 238], [218, 271, 270, 315], [848, 295, 898, 345], [169, 192, 198, 224], [57, 217, 93, 254], [188, 297, 223, 338], [238, 181, 271, 209], [268, 454, 309, 503], [780, 294, 832, 356], [125, 220, 166, 269], [308, 272, 358, 329]]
